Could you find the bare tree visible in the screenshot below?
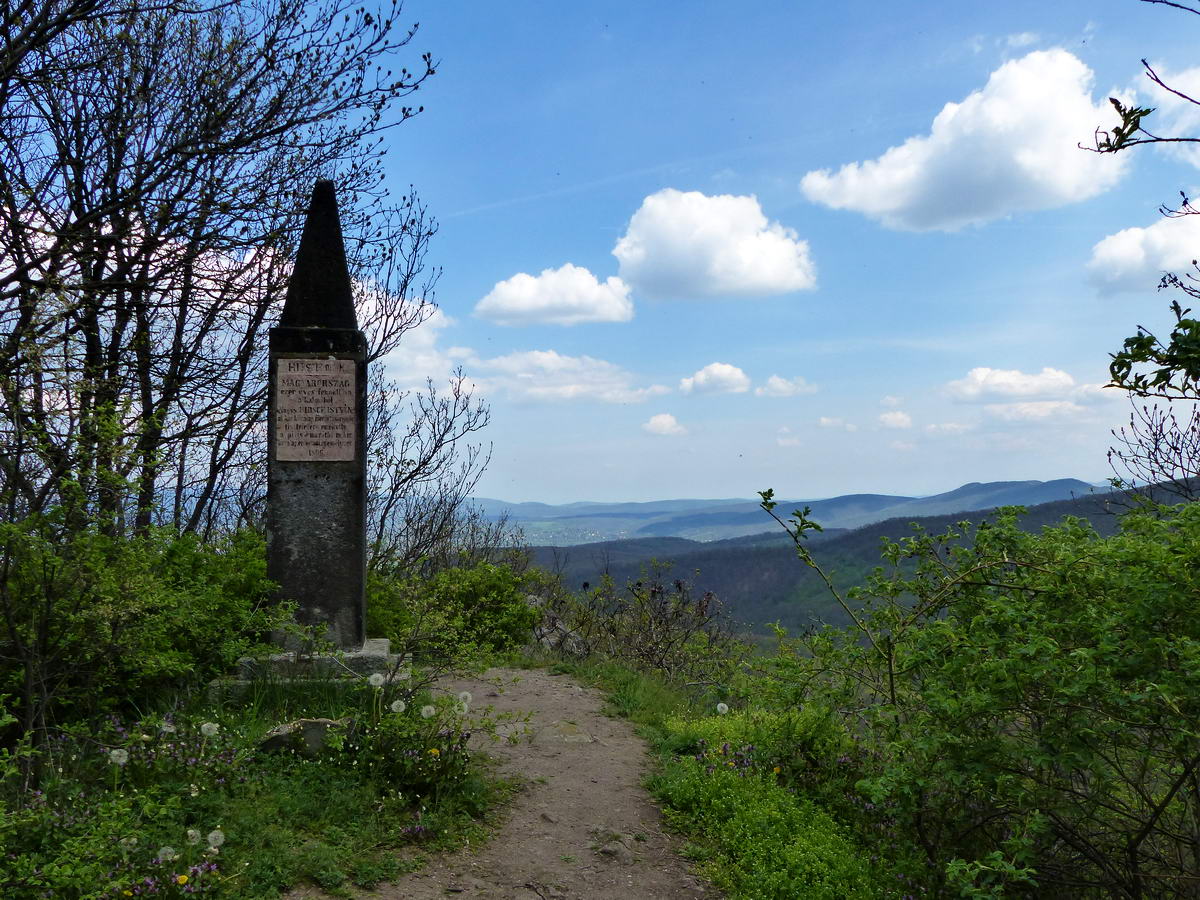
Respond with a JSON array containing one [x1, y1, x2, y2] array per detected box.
[[1109, 400, 1200, 499], [1088, 2, 1200, 496], [365, 366, 517, 576], [0, 0, 440, 533]]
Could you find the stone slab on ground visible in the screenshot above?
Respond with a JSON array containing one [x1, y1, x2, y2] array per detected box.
[[236, 638, 404, 679], [286, 666, 717, 900]]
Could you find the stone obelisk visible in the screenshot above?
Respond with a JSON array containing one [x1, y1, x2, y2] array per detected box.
[[267, 180, 367, 651]]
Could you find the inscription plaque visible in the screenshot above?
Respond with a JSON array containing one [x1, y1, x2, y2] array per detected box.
[[275, 358, 356, 461]]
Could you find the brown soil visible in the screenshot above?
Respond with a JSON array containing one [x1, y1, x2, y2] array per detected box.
[[288, 666, 718, 900]]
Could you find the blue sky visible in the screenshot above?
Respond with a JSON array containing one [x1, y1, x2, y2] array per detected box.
[[375, 0, 1200, 503]]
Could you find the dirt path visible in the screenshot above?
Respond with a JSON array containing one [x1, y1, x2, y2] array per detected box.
[[298, 667, 717, 900]]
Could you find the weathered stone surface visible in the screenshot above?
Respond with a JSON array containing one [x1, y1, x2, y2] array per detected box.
[[277, 180, 357, 330], [274, 358, 356, 461], [266, 180, 368, 651], [532, 720, 593, 745], [258, 717, 354, 757], [236, 639, 403, 680]]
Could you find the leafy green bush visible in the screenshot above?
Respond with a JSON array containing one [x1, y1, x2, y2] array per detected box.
[[651, 755, 879, 899], [0, 512, 287, 746], [757, 497, 1200, 896], [367, 561, 540, 663], [540, 570, 749, 684]]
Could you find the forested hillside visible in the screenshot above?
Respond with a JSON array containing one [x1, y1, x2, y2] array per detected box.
[[529, 482, 1143, 634]]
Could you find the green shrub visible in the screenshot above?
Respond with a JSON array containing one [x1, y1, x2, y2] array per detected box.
[[367, 561, 540, 662], [759, 497, 1200, 896], [545, 571, 749, 684], [651, 757, 879, 898], [0, 512, 287, 746]]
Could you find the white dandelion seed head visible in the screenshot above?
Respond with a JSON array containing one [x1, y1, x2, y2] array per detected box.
[[200, 722, 219, 737], [716, 702, 730, 715], [157, 846, 178, 862], [457, 691, 472, 705], [207, 829, 225, 848], [186, 829, 202, 845], [420, 705, 436, 719], [108, 748, 130, 766], [390, 699, 406, 714], [368, 672, 385, 688]]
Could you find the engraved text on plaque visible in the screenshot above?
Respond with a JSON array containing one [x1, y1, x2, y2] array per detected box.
[[275, 358, 356, 461]]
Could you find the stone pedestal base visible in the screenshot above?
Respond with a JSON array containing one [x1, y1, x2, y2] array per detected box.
[[237, 638, 403, 679], [209, 638, 407, 702]]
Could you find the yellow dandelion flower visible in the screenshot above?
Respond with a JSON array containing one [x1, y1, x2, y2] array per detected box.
[[428, 747, 440, 756], [176, 874, 188, 885], [772, 766, 781, 774]]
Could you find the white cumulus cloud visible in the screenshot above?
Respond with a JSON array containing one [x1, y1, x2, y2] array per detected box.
[[800, 50, 1127, 231], [985, 400, 1088, 421], [474, 350, 668, 404], [925, 422, 973, 435], [776, 426, 802, 447], [819, 416, 858, 432], [474, 263, 633, 326], [879, 410, 913, 429], [643, 413, 687, 436], [379, 308, 474, 390], [755, 375, 818, 397], [1087, 214, 1200, 294], [947, 366, 1077, 400], [680, 362, 751, 394], [1005, 32, 1039, 49], [613, 189, 817, 298]]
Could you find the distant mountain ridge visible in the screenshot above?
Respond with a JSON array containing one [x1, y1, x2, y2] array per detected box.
[[525, 479, 1153, 636], [476, 479, 1099, 545]]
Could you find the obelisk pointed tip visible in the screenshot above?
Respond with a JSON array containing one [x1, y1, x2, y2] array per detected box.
[[279, 180, 358, 330]]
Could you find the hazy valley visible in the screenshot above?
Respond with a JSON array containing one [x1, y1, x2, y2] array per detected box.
[[481, 478, 1136, 636]]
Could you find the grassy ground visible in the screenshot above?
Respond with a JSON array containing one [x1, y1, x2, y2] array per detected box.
[[550, 657, 896, 899], [1, 673, 518, 899]]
